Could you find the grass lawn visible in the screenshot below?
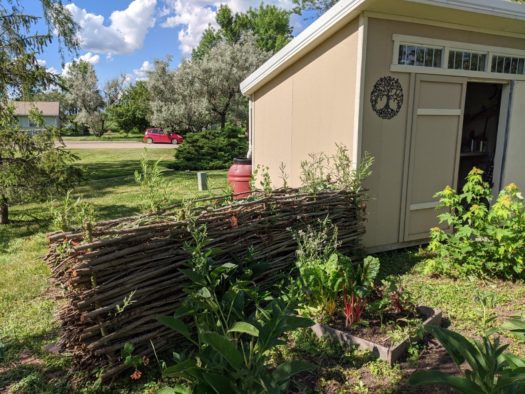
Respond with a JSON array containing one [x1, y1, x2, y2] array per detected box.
[[0, 148, 227, 394], [63, 132, 143, 142], [0, 149, 524, 393]]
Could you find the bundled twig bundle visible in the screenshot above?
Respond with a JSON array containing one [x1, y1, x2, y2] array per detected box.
[[46, 188, 366, 381]]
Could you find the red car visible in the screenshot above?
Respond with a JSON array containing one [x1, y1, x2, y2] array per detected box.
[[143, 128, 184, 145]]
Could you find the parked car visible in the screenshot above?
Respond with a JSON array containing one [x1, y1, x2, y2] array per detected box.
[[143, 128, 184, 145]]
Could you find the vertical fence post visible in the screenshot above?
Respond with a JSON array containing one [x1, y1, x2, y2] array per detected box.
[[197, 172, 208, 191]]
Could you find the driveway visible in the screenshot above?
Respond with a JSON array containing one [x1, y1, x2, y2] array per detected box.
[[62, 141, 178, 149]]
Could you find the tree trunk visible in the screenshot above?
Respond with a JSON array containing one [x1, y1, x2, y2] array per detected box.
[[220, 113, 227, 132], [0, 197, 8, 225]]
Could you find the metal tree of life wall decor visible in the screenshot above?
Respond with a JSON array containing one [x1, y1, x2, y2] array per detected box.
[[370, 76, 404, 120]]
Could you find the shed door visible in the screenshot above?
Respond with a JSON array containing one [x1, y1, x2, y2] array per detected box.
[[501, 81, 525, 190], [403, 75, 467, 241]]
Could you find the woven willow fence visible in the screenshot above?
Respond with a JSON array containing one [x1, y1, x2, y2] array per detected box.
[[46, 188, 366, 380]]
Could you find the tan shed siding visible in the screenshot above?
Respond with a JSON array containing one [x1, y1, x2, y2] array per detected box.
[[502, 81, 525, 190], [252, 18, 360, 187], [362, 17, 525, 249]]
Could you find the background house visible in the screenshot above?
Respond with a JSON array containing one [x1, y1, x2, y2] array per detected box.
[[13, 101, 60, 131], [241, 0, 525, 251]]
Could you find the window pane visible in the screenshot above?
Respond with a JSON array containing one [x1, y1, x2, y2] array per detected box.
[[398, 45, 407, 64], [424, 49, 434, 67], [448, 51, 455, 69], [470, 54, 478, 71], [397, 44, 444, 68], [519, 59, 525, 75], [511, 58, 519, 74], [455, 51, 462, 69], [497, 56, 505, 73], [407, 46, 416, 65], [478, 54, 486, 71], [434, 49, 442, 67], [416, 47, 425, 66], [504, 58, 511, 73]]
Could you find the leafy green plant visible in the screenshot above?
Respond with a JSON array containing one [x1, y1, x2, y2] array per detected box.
[[134, 151, 171, 213], [157, 224, 316, 394], [171, 125, 248, 170], [51, 192, 96, 241], [474, 290, 498, 333], [299, 144, 374, 195], [427, 168, 525, 280], [409, 325, 525, 393], [342, 256, 380, 328], [502, 314, 525, 343], [370, 276, 416, 326]]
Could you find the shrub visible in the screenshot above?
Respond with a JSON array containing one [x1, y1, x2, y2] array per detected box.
[[409, 325, 525, 393], [425, 168, 525, 280], [171, 125, 248, 170], [157, 224, 316, 394]]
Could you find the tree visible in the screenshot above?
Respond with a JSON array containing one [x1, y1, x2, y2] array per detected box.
[[148, 58, 210, 133], [192, 4, 292, 58], [292, 0, 338, 14], [106, 81, 151, 133], [196, 35, 268, 130], [63, 60, 105, 136], [0, 109, 80, 224], [0, 0, 79, 224], [103, 75, 127, 107]]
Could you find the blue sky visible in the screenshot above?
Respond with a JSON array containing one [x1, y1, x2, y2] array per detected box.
[[31, 0, 318, 85]]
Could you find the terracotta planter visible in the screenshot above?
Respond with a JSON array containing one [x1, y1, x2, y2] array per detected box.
[[311, 306, 442, 364]]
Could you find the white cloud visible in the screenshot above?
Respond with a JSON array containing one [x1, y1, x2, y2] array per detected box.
[[37, 59, 59, 75], [161, 0, 294, 56], [133, 60, 155, 80], [79, 52, 100, 65], [61, 52, 101, 76], [66, 0, 157, 55]]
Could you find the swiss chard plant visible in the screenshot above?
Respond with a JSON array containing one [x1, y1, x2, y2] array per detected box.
[[426, 168, 525, 280], [157, 224, 316, 394], [341, 255, 380, 328], [409, 325, 525, 394]]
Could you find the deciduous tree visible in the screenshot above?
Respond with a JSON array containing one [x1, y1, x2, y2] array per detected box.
[[106, 81, 151, 133], [63, 60, 105, 135]]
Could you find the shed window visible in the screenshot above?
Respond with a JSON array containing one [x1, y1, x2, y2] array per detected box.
[[491, 56, 525, 75], [398, 44, 443, 68], [448, 50, 487, 72]]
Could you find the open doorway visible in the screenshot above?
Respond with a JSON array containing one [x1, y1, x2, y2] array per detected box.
[[458, 82, 503, 191]]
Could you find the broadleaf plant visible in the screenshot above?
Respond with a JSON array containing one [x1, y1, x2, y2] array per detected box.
[[409, 325, 525, 393], [158, 223, 316, 394]]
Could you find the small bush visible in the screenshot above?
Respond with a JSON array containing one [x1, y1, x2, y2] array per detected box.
[[171, 125, 248, 170], [425, 168, 525, 280]]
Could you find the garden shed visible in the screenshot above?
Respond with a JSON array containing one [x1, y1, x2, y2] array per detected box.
[[241, 0, 525, 251]]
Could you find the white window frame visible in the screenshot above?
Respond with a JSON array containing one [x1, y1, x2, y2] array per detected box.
[[391, 34, 525, 81]]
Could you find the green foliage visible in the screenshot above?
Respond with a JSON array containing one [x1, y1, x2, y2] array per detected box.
[[292, 0, 338, 14], [426, 168, 525, 280], [300, 145, 374, 195], [0, 108, 81, 224], [106, 81, 151, 133], [134, 151, 171, 213], [63, 60, 106, 136], [158, 224, 316, 394], [409, 325, 525, 393], [292, 217, 380, 326], [502, 314, 525, 343], [192, 4, 292, 58], [342, 256, 380, 328], [51, 191, 96, 242], [171, 125, 248, 170]]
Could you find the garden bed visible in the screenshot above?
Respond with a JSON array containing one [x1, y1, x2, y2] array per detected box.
[[311, 306, 442, 364]]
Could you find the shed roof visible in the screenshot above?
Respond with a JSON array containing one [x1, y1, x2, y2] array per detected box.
[[13, 101, 60, 117], [241, 0, 525, 95]]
